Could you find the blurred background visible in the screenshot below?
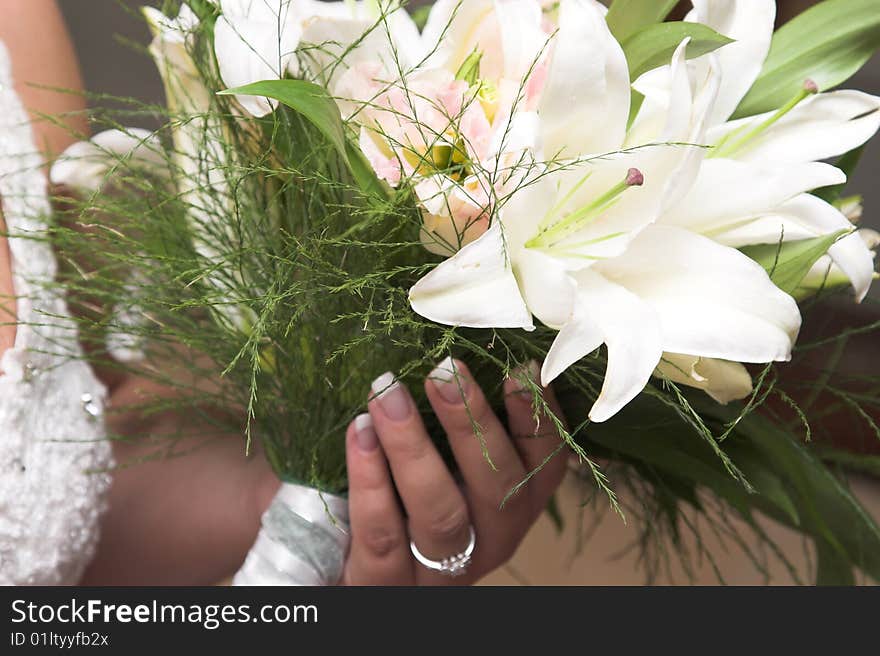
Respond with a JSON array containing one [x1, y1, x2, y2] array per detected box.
[[53, 0, 880, 584]]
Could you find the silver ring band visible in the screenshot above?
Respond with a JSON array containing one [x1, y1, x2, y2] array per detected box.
[[409, 526, 476, 577]]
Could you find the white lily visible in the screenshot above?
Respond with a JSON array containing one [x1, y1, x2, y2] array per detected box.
[[147, 4, 253, 332], [657, 0, 880, 302], [298, 0, 422, 86], [51, 5, 202, 193], [331, 1, 551, 256], [409, 0, 804, 420], [143, 5, 230, 240], [50, 128, 164, 191], [212, 0, 302, 116], [410, 159, 801, 422], [654, 353, 753, 405]]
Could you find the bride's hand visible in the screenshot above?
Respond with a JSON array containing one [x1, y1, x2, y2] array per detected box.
[[342, 359, 569, 585]]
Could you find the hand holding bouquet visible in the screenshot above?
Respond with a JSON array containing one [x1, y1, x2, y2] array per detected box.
[[50, 0, 880, 584]]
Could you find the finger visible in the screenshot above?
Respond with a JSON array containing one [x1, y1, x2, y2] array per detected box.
[[425, 357, 528, 512], [504, 361, 569, 513], [368, 372, 473, 575], [343, 414, 413, 585]]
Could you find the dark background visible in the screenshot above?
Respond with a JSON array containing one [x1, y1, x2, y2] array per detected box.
[[57, 0, 880, 293]]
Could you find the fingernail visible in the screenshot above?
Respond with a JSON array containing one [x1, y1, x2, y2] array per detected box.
[[354, 413, 378, 452], [371, 372, 411, 421], [430, 356, 468, 405], [510, 360, 542, 398]]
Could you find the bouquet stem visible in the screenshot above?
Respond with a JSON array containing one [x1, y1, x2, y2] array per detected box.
[[233, 483, 350, 586]]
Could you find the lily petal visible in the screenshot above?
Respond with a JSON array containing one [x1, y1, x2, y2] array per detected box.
[[663, 159, 845, 235], [727, 194, 875, 302], [421, 0, 495, 72], [50, 129, 164, 191], [542, 268, 664, 423], [596, 224, 801, 364], [300, 2, 422, 85], [214, 1, 301, 116], [495, 0, 550, 85], [799, 229, 879, 298], [686, 0, 776, 125], [539, 0, 630, 157], [514, 248, 578, 329], [409, 223, 535, 329], [708, 90, 880, 164], [655, 352, 753, 404], [629, 39, 722, 211]]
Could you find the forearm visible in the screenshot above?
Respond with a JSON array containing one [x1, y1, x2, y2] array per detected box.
[[80, 375, 279, 585], [0, 0, 87, 154], [1, 0, 87, 362]]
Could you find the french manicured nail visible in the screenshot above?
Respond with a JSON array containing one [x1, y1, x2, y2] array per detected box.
[[431, 356, 468, 405], [510, 360, 542, 398], [371, 372, 411, 421], [354, 413, 378, 452]]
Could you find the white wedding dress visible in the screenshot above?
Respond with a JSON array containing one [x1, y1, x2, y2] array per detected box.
[[0, 41, 112, 585]]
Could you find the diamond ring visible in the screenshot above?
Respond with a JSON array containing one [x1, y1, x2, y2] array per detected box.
[[409, 526, 476, 577]]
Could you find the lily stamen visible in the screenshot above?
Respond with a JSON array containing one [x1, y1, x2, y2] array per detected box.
[[526, 168, 644, 248], [712, 79, 820, 159]]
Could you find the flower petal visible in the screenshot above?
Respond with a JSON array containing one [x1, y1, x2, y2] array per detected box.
[[50, 129, 164, 191], [421, 0, 495, 72], [514, 247, 578, 329], [409, 223, 535, 329], [655, 352, 753, 404], [708, 90, 880, 164], [663, 159, 845, 235], [542, 268, 664, 423], [529, 144, 702, 264], [728, 194, 875, 302], [596, 224, 801, 363], [495, 0, 550, 84], [538, 0, 630, 157], [628, 39, 722, 211], [214, 4, 301, 116], [686, 0, 776, 125]]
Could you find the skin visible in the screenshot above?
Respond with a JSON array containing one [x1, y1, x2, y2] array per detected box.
[[0, 0, 88, 368], [3, 1, 567, 585], [345, 361, 568, 585]]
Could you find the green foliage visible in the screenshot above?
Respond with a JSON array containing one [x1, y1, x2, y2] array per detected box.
[[455, 49, 483, 86], [559, 387, 880, 584], [220, 80, 387, 199], [621, 22, 733, 82], [410, 5, 431, 31], [605, 0, 678, 43], [734, 0, 880, 118], [741, 231, 850, 296]]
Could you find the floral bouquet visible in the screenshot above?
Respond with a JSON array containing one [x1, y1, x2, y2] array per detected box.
[[48, 0, 880, 584]]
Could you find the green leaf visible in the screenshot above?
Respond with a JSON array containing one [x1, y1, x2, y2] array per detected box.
[[455, 49, 483, 86], [734, 0, 880, 119], [545, 495, 565, 535], [220, 79, 387, 198], [622, 22, 734, 82], [740, 230, 850, 295], [606, 0, 678, 43], [558, 385, 880, 584], [816, 539, 856, 585], [411, 5, 431, 31]]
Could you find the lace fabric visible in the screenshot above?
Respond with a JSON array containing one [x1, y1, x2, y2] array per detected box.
[[0, 41, 113, 585]]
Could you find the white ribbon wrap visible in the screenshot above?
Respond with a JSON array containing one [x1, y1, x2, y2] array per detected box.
[[233, 483, 350, 586]]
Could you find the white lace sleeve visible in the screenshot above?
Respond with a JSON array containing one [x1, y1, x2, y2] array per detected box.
[[0, 41, 113, 585]]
